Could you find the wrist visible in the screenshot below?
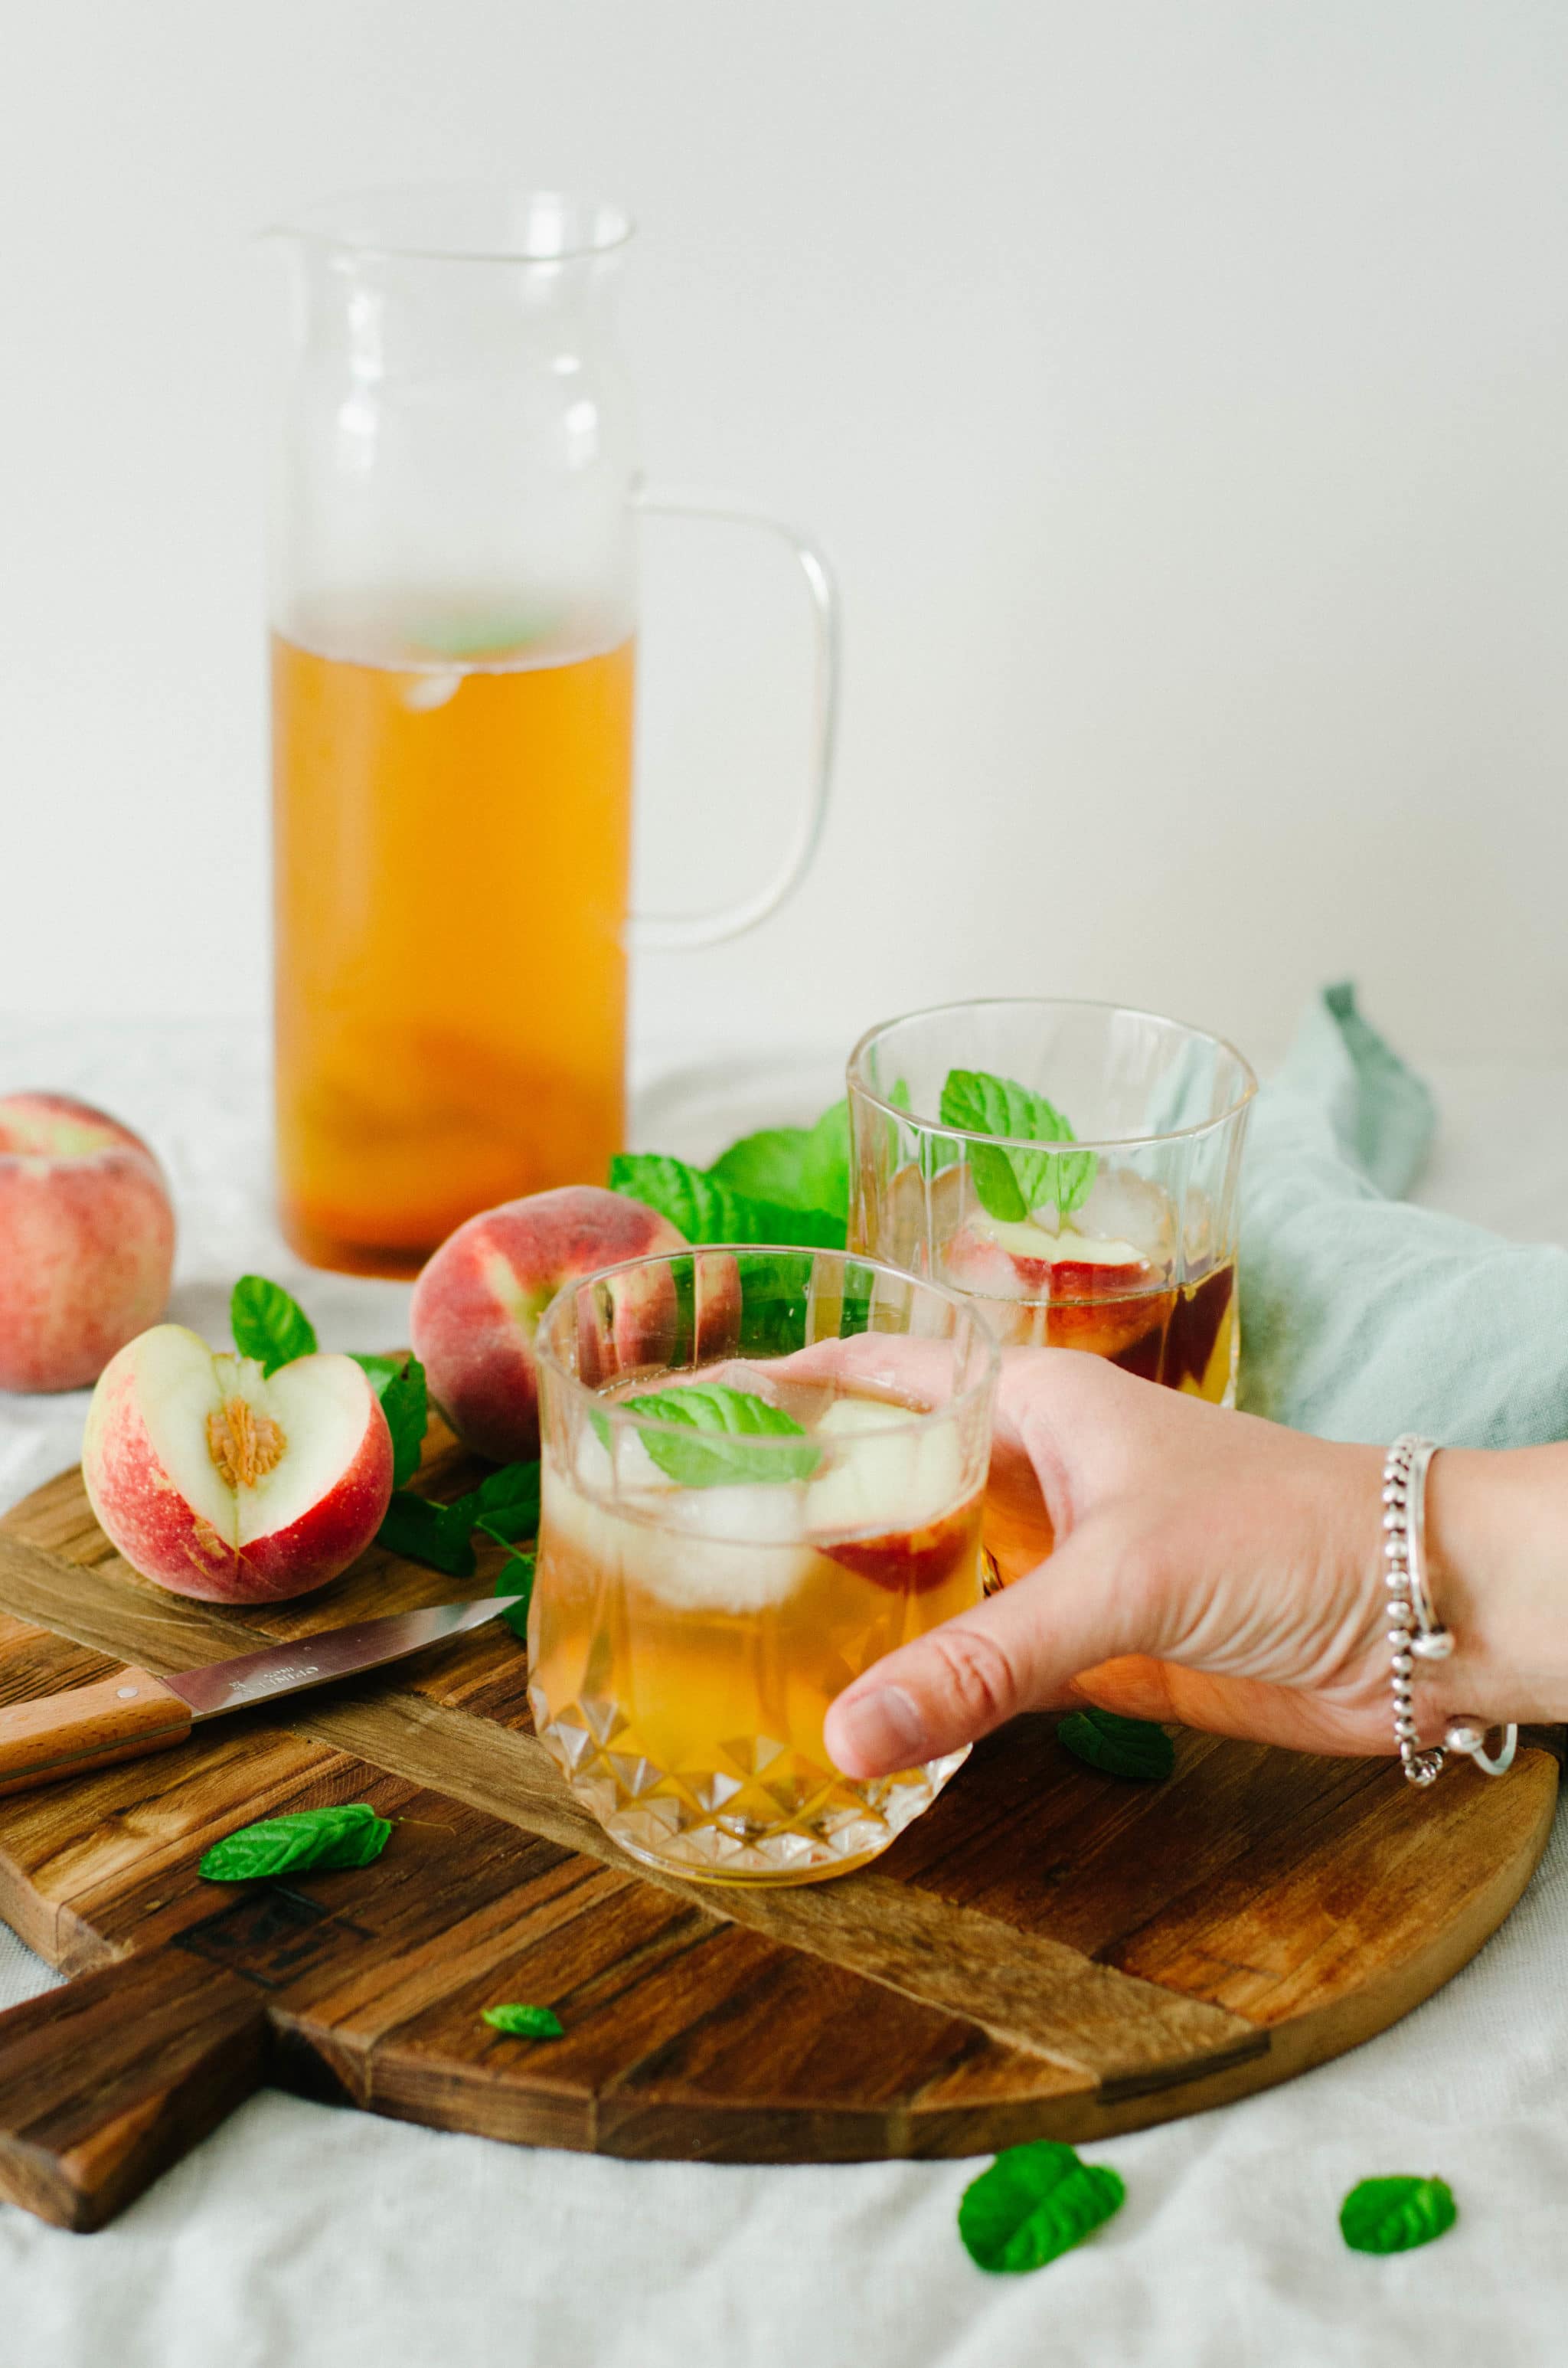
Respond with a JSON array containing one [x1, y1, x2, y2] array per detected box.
[[1424, 1446, 1568, 1726]]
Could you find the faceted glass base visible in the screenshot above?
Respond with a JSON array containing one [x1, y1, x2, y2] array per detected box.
[[531, 1685, 968, 1886]]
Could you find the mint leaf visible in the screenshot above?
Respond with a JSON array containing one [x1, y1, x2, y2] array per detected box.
[[466, 1460, 541, 1545], [959, 2141, 1125, 2274], [199, 1803, 390, 1882], [495, 1549, 535, 1640], [482, 2003, 563, 2039], [711, 1098, 852, 1231], [230, 1276, 317, 1375], [1057, 1706, 1174, 1781], [1339, 2177, 1457, 2255], [352, 1352, 429, 1488], [610, 1153, 844, 1249], [376, 1491, 478, 1578], [622, 1384, 821, 1487], [939, 1069, 1098, 1222]]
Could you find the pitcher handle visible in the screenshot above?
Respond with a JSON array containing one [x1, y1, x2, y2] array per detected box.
[[625, 486, 841, 953]]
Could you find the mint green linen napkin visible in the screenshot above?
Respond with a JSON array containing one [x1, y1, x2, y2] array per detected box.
[[1237, 983, 1568, 1448]]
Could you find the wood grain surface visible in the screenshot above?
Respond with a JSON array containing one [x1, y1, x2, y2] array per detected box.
[[0, 1431, 1554, 2230]]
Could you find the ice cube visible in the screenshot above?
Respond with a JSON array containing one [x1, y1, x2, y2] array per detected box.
[[1073, 1167, 1174, 1264], [806, 1407, 965, 1538]]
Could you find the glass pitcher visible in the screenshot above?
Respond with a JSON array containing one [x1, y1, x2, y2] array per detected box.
[[267, 186, 838, 1277]]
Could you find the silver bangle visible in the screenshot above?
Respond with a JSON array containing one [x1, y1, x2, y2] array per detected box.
[[1383, 1434, 1517, 1786]]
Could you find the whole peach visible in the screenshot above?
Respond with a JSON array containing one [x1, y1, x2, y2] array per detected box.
[[0, 1094, 176, 1393], [410, 1186, 686, 1462]]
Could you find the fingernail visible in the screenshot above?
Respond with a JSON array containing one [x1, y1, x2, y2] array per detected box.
[[827, 1685, 926, 1775]]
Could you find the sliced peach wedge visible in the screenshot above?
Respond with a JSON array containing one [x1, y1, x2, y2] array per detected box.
[[83, 1324, 394, 1603]]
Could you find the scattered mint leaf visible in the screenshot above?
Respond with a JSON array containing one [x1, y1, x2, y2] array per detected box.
[[376, 1491, 478, 1578], [352, 1352, 429, 1488], [1339, 2177, 1457, 2255], [622, 1384, 821, 1487], [959, 2141, 1125, 2274], [939, 1069, 1097, 1223], [495, 1550, 536, 1640], [482, 2003, 563, 2039], [797, 1098, 851, 1225], [230, 1276, 317, 1375], [609, 1153, 844, 1250], [198, 1803, 391, 1882], [465, 1460, 541, 1545], [1057, 1706, 1175, 1781]]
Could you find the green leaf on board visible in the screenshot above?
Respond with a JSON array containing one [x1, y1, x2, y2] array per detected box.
[[375, 1492, 478, 1579], [230, 1276, 318, 1375], [198, 1803, 391, 1883], [622, 1384, 821, 1488], [1057, 1706, 1175, 1782], [609, 1153, 845, 1250], [495, 1550, 536, 1640], [959, 2141, 1125, 2275], [938, 1068, 1097, 1223], [1339, 2177, 1457, 2255], [482, 2003, 564, 2040], [351, 1352, 430, 1489]]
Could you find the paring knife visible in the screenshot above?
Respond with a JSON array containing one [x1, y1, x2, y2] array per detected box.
[[0, 1597, 524, 1799]]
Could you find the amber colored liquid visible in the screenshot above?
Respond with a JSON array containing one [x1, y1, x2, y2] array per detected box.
[[272, 631, 635, 1275], [983, 1261, 1238, 1585], [528, 1377, 983, 1882]]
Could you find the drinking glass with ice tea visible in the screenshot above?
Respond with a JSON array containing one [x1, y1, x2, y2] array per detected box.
[[527, 1247, 999, 1883], [846, 999, 1256, 1581]]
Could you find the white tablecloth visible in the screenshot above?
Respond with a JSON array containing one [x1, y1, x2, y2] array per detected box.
[[1, 1020, 1564, 2368]]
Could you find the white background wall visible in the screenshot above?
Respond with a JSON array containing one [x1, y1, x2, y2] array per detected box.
[[3, 1, 1566, 1071]]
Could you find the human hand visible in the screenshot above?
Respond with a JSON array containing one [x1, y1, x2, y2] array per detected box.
[[821, 1346, 1396, 1779]]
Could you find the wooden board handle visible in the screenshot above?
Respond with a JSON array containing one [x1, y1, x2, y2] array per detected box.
[[0, 1666, 191, 1797], [0, 1951, 267, 2229]]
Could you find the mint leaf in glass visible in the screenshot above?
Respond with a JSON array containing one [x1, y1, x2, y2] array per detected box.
[[1057, 1706, 1175, 1781], [230, 1276, 318, 1375], [938, 1069, 1097, 1223], [482, 2003, 564, 2039], [199, 1803, 391, 1882], [376, 1491, 479, 1578], [1339, 2176, 1457, 2255], [351, 1352, 429, 1488], [959, 2141, 1125, 2274], [609, 1153, 845, 1249], [622, 1384, 822, 1487]]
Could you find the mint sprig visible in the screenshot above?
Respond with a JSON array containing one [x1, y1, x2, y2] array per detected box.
[[352, 1352, 429, 1488], [1339, 2176, 1457, 2255], [198, 1803, 391, 1882], [230, 1276, 318, 1375], [376, 1459, 541, 1578], [622, 1384, 821, 1487], [710, 1098, 851, 1227], [610, 1153, 844, 1249], [959, 2141, 1125, 2274], [938, 1069, 1097, 1224], [1057, 1706, 1175, 1781]]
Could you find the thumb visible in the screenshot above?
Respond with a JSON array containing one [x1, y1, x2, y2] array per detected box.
[[824, 1517, 1150, 1778]]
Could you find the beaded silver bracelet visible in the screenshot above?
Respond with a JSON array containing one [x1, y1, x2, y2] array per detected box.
[[1383, 1434, 1517, 1786]]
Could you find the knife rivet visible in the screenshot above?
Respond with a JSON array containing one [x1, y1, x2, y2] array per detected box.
[[116, 1686, 139, 1700]]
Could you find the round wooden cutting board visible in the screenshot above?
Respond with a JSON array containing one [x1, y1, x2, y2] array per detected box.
[[0, 1442, 1555, 2231]]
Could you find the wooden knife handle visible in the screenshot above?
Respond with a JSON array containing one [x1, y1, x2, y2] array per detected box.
[[0, 1669, 192, 1797]]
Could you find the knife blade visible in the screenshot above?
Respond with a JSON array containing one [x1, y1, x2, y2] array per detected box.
[[0, 1594, 524, 1799]]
